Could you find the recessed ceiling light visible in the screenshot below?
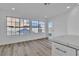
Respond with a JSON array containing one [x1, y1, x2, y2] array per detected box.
[[44, 16, 47, 18], [11, 8, 15, 11], [67, 6, 70, 9]]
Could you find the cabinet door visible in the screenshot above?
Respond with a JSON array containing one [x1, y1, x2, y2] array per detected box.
[[52, 42, 76, 56]]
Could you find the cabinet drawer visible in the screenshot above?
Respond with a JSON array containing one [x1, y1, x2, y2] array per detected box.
[[52, 42, 76, 56]]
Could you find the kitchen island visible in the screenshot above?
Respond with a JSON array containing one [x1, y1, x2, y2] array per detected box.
[[49, 35, 79, 56]]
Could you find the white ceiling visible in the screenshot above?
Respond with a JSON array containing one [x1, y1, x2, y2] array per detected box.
[[0, 3, 77, 18]]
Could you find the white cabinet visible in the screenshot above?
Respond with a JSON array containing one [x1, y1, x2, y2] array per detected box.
[[52, 42, 76, 56]]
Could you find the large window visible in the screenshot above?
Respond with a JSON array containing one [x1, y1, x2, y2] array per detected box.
[[7, 16, 46, 36], [7, 17, 30, 36]]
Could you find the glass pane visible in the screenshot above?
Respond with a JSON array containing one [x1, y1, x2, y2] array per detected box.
[[7, 17, 11, 22], [16, 28, 19, 35], [7, 27, 11, 35], [23, 19, 30, 33], [42, 28, 45, 32], [7, 27, 11, 31], [16, 18, 19, 22], [32, 28, 38, 33], [7, 17, 12, 35], [16, 22, 19, 27], [15, 18, 20, 28], [20, 19, 24, 35], [38, 21, 45, 33], [11, 18, 16, 28], [19, 28, 24, 35], [20, 19, 24, 27], [7, 22, 11, 26], [32, 20, 38, 33], [24, 19, 29, 26], [39, 21, 45, 27], [48, 22, 53, 28], [11, 28, 16, 35], [16, 28, 19, 32], [32, 20, 38, 28]]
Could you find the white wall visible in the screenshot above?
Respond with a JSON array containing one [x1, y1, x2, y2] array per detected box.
[[50, 6, 79, 38], [51, 13, 70, 37], [67, 6, 79, 35], [48, 5, 79, 39]]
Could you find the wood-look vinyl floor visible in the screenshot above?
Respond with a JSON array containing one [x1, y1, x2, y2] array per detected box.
[[0, 38, 51, 56]]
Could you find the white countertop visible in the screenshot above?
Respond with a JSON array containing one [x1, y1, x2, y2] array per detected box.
[[50, 35, 79, 49]]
